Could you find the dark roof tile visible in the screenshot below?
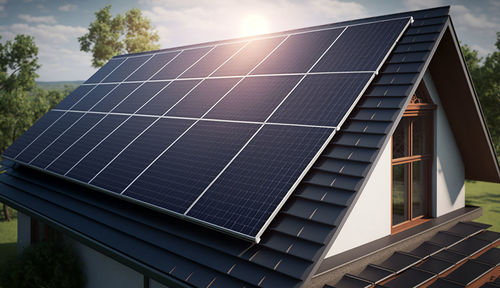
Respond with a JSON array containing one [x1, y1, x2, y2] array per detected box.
[[446, 222, 485, 237], [408, 241, 445, 259], [356, 264, 394, 284], [475, 248, 500, 267], [333, 275, 372, 288], [428, 231, 465, 248], [0, 6, 452, 288], [444, 259, 493, 286], [377, 252, 422, 273], [427, 278, 465, 288], [417, 256, 455, 275], [382, 267, 435, 288]]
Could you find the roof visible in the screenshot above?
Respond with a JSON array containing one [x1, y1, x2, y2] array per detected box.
[[0, 6, 498, 288], [328, 221, 500, 287]]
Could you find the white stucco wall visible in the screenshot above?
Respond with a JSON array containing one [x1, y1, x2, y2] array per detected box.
[[17, 212, 31, 253], [326, 140, 392, 257], [424, 71, 465, 217], [150, 279, 170, 288], [66, 237, 144, 288], [325, 70, 466, 258]]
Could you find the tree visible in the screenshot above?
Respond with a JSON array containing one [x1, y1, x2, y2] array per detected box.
[[0, 34, 40, 221], [79, 5, 160, 68], [0, 35, 39, 93], [461, 33, 500, 155]]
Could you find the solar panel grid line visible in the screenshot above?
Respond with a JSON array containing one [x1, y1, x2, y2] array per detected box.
[[120, 35, 291, 195], [183, 27, 348, 221], [195, 27, 351, 240], [10, 56, 130, 161], [185, 18, 412, 240], [89, 42, 252, 183], [34, 54, 161, 171], [43, 85, 174, 171], [77, 70, 378, 86], [50, 109, 339, 129], [325, 73, 377, 132], [28, 84, 145, 165], [291, 17, 411, 130], [372, 17, 414, 75], [62, 45, 219, 178], [4, 15, 413, 243], [109, 15, 414, 62]]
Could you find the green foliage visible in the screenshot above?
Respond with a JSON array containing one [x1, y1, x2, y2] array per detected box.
[[466, 180, 500, 232], [461, 33, 500, 155], [1, 241, 86, 288], [0, 34, 39, 93], [36, 81, 82, 92], [0, 86, 66, 154], [79, 5, 160, 68], [124, 8, 160, 54]]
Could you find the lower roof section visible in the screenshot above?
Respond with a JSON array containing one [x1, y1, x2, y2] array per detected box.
[[0, 6, 458, 288], [311, 206, 483, 286], [325, 220, 500, 288]]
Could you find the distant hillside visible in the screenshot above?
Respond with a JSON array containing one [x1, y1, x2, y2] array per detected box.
[[36, 81, 83, 91]]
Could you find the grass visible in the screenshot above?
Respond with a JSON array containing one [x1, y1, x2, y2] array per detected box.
[[466, 180, 500, 232], [0, 207, 18, 268]]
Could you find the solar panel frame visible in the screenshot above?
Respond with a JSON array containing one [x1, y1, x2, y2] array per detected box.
[[3, 16, 413, 242]]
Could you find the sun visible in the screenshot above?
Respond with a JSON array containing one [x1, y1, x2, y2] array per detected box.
[[240, 14, 269, 37]]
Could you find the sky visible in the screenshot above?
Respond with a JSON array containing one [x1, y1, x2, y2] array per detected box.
[[0, 0, 499, 81]]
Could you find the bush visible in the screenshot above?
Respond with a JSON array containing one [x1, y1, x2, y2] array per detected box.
[[1, 241, 86, 288]]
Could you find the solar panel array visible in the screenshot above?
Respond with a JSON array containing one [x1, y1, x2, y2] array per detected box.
[[3, 17, 411, 241]]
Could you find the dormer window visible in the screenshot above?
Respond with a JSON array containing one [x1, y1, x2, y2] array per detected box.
[[391, 82, 436, 233]]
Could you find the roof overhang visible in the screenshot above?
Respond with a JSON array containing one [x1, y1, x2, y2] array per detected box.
[[428, 21, 500, 183]]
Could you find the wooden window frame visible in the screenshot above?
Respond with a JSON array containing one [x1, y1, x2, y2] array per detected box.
[[391, 83, 436, 234]]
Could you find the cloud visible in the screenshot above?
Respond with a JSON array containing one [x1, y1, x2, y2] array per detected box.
[[451, 5, 498, 29], [404, 0, 445, 10], [0, 22, 93, 81], [470, 44, 491, 57], [58, 4, 77, 12], [0, 0, 6, 13], [143, 0, 367, 48], [18, 14, 57, 24]]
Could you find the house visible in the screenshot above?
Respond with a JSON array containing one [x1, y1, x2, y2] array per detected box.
[[1, 5, 500, 288]]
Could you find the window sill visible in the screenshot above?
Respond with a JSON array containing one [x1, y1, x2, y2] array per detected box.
[[391, 217, 431, 234]]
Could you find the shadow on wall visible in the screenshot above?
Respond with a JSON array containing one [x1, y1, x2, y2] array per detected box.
[[436, 155, 463, 206]]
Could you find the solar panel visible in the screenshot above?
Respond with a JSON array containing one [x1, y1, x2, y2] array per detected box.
[[55, 85, 95, 110], [180, 42, 246, 78], [123, 121, 259, 213], [103, 55, 152, 83], [186, 125, 334, 236], [91, 83, 142, 112], [205, 75, 302, 122], [251, 28, 344, 74], [71, 84, 117, 111], [126, 52, 179, 81], [84, 58, 125, 84], [151, 47, 212, 80], [30, 113, 105, 168], [269, 73, 373, 126], [3, 16, 411, 242]]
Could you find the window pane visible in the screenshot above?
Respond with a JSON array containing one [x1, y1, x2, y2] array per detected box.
[[393, 118, 409, 159], [392, 164, 409, 225], [412, 161, 427, 218], [413, 116, 429, 155]]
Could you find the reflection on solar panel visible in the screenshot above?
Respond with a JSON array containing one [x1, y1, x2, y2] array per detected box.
[[3, 16, 411, 242]]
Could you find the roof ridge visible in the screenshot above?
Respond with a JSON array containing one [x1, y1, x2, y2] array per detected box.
[[113, 6, 450, 59]]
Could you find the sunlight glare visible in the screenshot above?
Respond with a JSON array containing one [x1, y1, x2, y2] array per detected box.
[[240, 14, 269, 37]]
